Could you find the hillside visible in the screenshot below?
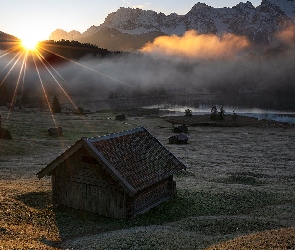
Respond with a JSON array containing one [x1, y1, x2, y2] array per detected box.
[[0, 31, 20, 50], [0, 31, 19, 42]]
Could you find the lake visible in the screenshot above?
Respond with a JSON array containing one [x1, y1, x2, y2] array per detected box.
[[144, 104, 295, 124]]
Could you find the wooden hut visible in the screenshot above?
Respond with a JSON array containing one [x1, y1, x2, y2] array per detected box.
[[169, 134, 189, 144], [115, 114, 125, 121], [37, 127, 186, 219]]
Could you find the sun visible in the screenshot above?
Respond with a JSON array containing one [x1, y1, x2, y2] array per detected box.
[[21, 37, 39, 51], [17, 25, 49, 51]]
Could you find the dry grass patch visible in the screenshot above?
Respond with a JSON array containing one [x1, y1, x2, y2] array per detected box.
[[61, 225, 209, 250], [0, 107, 295, 249], [0, 180, 60, 249], [205, 227, 295, 250]]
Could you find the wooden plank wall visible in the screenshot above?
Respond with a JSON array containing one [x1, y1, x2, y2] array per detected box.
[[51, 148, 128, 218], [132, 176, 175, 215]]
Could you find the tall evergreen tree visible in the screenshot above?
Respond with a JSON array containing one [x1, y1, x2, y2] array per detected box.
[[0, 83, 11, 105], [51, 96, 61, 113]]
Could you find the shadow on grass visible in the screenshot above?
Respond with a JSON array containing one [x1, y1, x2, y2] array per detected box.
[[16, 188, 288, 248], [16, 191, 52, 209], [134, 189, 285, 225], [52, 206, 125, 240], [58, 188, 284, 238]]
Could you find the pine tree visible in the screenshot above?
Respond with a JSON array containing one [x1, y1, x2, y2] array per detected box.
[[0, 83, 11, 105], [51, 96, 61, 113], [210, 105, 218, 120]]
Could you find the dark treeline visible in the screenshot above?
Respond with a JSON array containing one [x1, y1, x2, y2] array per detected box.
[[0, 31, 20, 51], [40, 40, 127, 60]]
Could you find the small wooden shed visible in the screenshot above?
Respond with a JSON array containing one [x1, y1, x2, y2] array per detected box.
[[169, 133, 189, 144], [115, 114, 125, 121], [37, 127, 186, 219]]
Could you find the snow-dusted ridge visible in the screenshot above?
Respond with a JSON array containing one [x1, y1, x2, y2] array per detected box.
[[50, 0, 295, 47]]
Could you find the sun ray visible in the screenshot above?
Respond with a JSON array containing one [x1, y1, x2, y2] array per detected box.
[[20, 52, 28, 96], [6, 51, 27, 120], [0, 51, 22, 75], [0, 49, 14, 59], [34, 49, 97, 132], [0, 43, 22, 59], [32, 52, 66, 147], [32, 52, 57, 122], [0, 41, 137, 141], [39, 46, 133, 88], [36, 51, 103, 135], [0, 52, 23, 89], [38, 52, 70, 87], [35, 50, 80, 113]]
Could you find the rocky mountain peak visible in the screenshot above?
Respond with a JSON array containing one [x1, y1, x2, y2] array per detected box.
[[49, 1, 295, 51], [191, 2, 211, 10], [234, 1, 255, 10]]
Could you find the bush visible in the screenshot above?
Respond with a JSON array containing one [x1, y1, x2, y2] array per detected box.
[[0, 128, 12, 139]]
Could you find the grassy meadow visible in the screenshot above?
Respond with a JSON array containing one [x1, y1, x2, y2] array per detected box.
[[0, 106, 295, 249]]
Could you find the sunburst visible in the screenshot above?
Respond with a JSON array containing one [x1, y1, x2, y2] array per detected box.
[[21, 39, 39, 51], [0, 38, 131, 144]]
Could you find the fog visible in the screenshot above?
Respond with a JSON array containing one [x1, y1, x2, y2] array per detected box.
[[1, 26, 295, 110]]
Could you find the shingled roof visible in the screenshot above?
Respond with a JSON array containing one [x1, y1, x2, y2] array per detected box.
[[37, 127, 187, 196]]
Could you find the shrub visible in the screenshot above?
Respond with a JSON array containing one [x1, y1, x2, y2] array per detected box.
[[0, 128, 12, 139]]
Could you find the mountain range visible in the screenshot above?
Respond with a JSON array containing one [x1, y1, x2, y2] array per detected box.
[[50, 0, 295, 51]]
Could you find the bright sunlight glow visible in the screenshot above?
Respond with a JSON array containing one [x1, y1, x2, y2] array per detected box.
[[21, 38, 39, 50]]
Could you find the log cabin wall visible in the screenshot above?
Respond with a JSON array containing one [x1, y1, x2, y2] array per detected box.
[[131, 176, 175, 216], [51, 147, 128, 218]]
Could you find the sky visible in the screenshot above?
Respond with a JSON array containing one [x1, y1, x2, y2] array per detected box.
[[0, 0, 262, 43]]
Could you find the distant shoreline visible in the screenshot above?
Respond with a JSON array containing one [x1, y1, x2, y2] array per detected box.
[[164, 114, 294, 128]]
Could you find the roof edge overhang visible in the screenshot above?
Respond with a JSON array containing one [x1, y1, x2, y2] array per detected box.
[[36, 139, 85, 179]]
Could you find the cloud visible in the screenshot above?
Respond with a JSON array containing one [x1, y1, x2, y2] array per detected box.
[[132, 4, 146, 9], [122, 0, 130, 5], [122, 0, 148, 9], [275, 24, 295, 45], [140, 30, 250, 60]]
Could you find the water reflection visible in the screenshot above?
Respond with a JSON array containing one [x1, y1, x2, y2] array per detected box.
[[144, 104, 295, 124]]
